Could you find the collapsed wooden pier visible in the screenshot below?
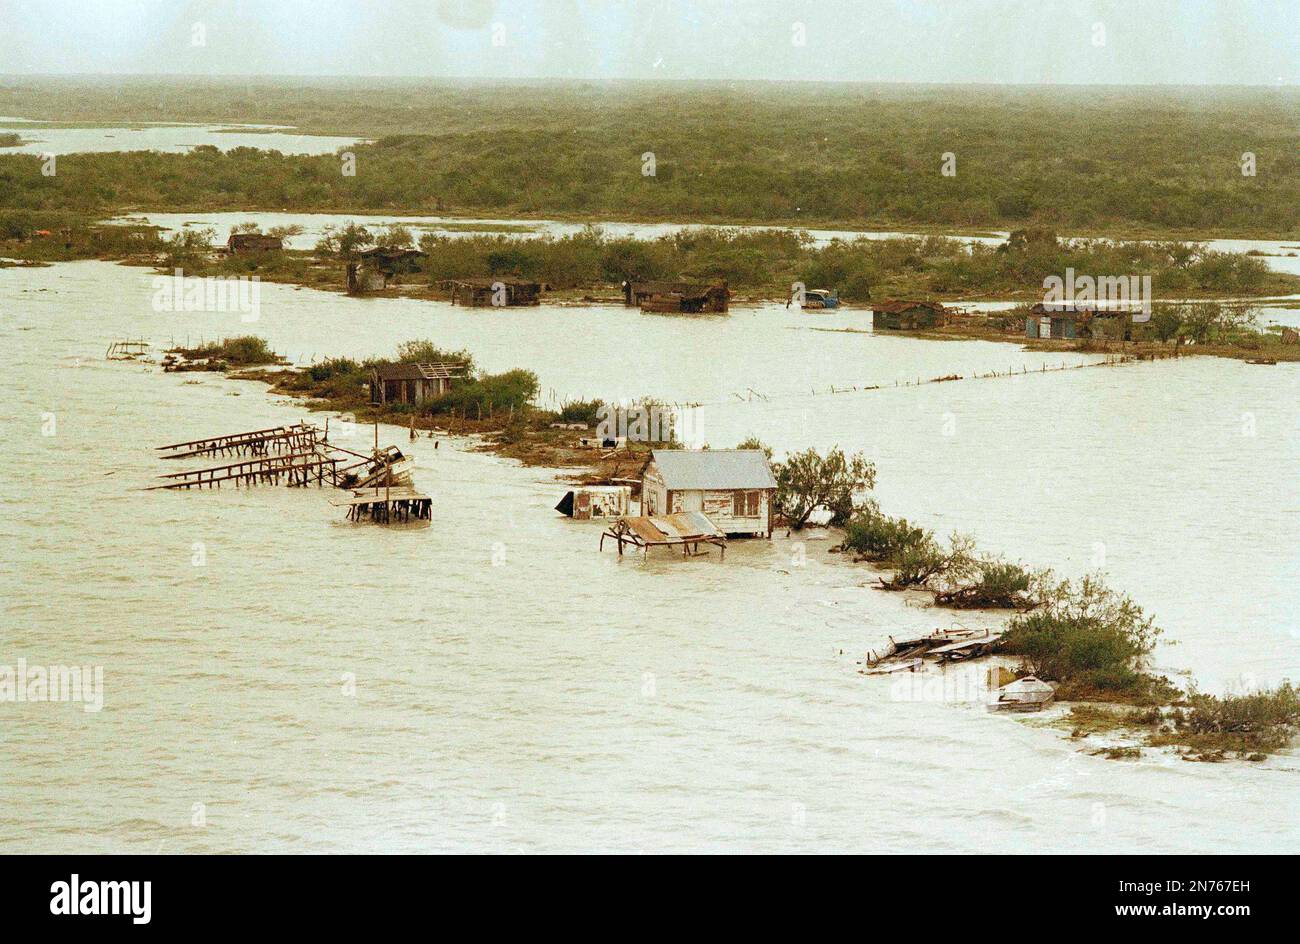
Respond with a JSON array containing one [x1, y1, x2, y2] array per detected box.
[[148, 451, 342, 490], [157, 423, 321, 460], [151, 422, 430, 525], [330, 486, 432, 523]]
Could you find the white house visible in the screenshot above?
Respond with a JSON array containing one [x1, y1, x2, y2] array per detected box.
[[641, 449, 777, 537]]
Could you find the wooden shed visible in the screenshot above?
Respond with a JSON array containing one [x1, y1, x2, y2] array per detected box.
[[555, 485, 631, 520], [1026, 303, 1078, 339], [368, 362, 467, 406], [226, 233, 283, 254], [628, 280, 730, 313], [443, 278, 543, 307], [641, 448, 776, 537], [872, 300, 947, 330]]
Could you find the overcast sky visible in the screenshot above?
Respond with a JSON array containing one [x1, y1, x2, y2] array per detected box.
[[0, 0, 1295, 86]]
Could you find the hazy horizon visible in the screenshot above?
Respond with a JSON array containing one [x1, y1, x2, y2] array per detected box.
[[0, 0, 1295, 87]]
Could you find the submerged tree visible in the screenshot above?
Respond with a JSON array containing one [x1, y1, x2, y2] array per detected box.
[[773, 447, 876, 530]]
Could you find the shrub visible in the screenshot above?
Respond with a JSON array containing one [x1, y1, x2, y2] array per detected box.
[[1002, 574, 1160, 693], [841, 506, 928, 560], [933, 559, 1042, 609], [773, 447, 876, 530], [556, 398, 604, 425]]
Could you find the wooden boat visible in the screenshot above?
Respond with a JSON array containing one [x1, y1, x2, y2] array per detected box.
[[1245, 357, 1277, 365], [989, 675, 1055, 711]]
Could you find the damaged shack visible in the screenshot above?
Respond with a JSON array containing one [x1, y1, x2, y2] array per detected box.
[[872, 300, 948, 330], [347, 246, 428, 294], [627, 280, 730, 313], [368, 362, 467, 406], [443, 278, 543, 307], [226, 233, 283, 254]]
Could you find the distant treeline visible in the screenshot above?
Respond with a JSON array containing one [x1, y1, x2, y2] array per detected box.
[[402, 225, 1276, 298], [0, 79, 1297, 235]]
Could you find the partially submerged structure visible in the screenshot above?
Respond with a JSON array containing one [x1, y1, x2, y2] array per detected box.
[[600, 512, 726, 558], [555, 485, 631, 520], [347, 247, 428, 294], [989, 675, 1055, 712], [872, 300, 948, 330], [368, 362, 467, 406], [864, 627, 1005, 670], [631, 280, 730, 313], [443, 278, 543, 307], [641, 448, 776, 537], [226, 233, 283, 254]]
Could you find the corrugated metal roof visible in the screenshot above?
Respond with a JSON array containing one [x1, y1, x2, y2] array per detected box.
[[650, 449, 776, 491], [371, 362, 467, 381]]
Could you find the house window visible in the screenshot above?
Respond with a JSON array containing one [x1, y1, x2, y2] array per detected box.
[[734, 490, 760, 517]]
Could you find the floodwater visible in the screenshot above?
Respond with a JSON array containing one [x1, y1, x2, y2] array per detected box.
[[1, 260, 1297, 854], [0, 121, 361, 156]]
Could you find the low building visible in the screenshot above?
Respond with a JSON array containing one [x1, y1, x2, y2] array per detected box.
[[226, 233, 283, 254], [1027, 302, 1137, 340], [443, 278, 543, 307], [641, 448, 776, 537], [555, 485, 631, 520], [872, 299, 947, 330], [628, 280, 729, 313], [368, 362, 468, 406], [347, 247, 428, 294], [1026, 304, 1078, 339]]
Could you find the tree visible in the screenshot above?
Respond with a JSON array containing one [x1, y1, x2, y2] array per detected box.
[[1151, 308, 1182, 344], [773, 447, 876, 530]]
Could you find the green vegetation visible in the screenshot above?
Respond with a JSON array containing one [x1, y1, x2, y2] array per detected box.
[[1153, 683, 1300, 758], [0, 132, 23, 148], [1, 79, 1296, 236], [171, 335, 282, 367], [771, 447, 876, 530], [1002, 574, 1163, 699]]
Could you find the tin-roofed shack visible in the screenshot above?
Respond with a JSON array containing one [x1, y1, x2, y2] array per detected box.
[[226, 233, 283, 254], [641, 448, 776, 537], [368, 362, 468, 406], [443, 278, 543, 307], [872, 300, 948, 330]]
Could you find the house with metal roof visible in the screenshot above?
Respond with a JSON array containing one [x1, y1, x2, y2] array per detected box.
[[641, 448, 777, 537], [368, 362, 468, 406]]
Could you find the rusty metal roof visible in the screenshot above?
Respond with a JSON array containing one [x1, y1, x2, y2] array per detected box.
[[618, 512, 724, 544], [871, 299, 947, 314], [371, 362, 467, 381], [650, 449, 777, 490]]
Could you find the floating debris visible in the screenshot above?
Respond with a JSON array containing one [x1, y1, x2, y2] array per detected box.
[[864, 627, 1004, 669]]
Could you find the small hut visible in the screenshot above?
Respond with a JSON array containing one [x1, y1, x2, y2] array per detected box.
[[226, 233, 283, 254], [443, 278, 543, 307], [629, 280, 729, 313], [641, 448, 776, 537], [872, 300, 948, 330], [368, 362, 467, 406], [348, 247, 428, 293], [555, 485, 631, 520]]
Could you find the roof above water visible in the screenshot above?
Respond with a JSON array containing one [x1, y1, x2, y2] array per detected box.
[[650, 449, 777, 491]]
